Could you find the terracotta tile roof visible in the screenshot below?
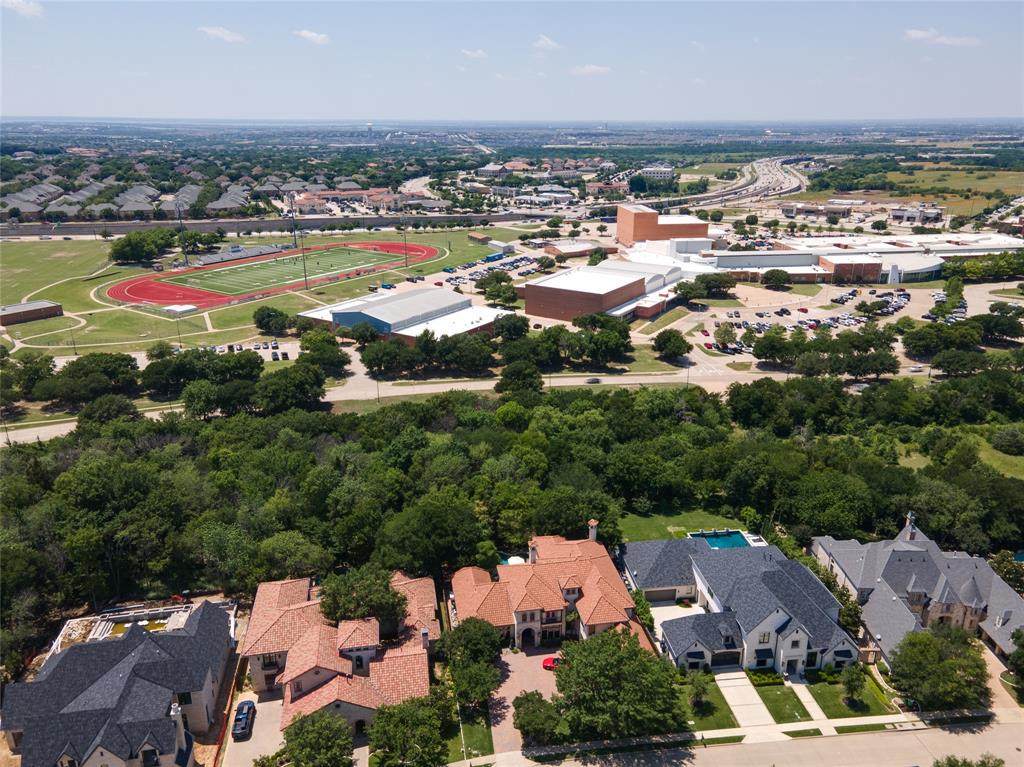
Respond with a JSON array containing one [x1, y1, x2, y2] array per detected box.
[[337, 619, 379, 649], [451, 567, 515, 627], [621, 619, 657, 654], [370, 647, 430, 704], [280, 673, 385, 729], [239, 578, 328, 657], [391, 572, 441, 642], [452, 533, 635, 631], [278, 624, 351, 684]]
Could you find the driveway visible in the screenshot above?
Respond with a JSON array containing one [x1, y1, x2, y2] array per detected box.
[[715, 670, 775, 727], [489, 647, 559, 754], [220, 690, 285, 767], [649, 601, 705, 646]]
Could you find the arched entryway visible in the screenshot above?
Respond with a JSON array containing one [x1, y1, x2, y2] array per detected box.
[[520, 627, 536, 647], [354, 720, 366, 736]]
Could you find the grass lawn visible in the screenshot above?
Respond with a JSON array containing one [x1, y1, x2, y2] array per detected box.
[[694, 298, 743, 308], [990, 289, 1024, 300], [804, 672, 895, 718], [620, 510, 744, 541], [976, 438, 1024, 480], [755, 686, 812, 724], [726, 361, 752, 371], [4, 315, 82, 340], [639, 306, 690, 335], [835, 723, 893, 734], [882, 168, 1024, 196], [783, 728, 821, 738], [0, 239, 113, 299], [623, 346, 678, 373], [208, 292, 322, 330], [678, 680, 739, 731], [445, 708, 494, 762], [786, 284, 824, 297], [898, 451, 931, 470], [998, 672, 1024, 707]]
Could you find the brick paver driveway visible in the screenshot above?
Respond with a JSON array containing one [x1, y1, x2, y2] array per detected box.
[[489, 646, 560, 753]]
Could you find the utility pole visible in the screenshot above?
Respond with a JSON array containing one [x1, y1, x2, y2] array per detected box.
[[69, 325, 78, 356], [289, 193, 298, 248], [175, 316, 183, 349], [402, 225, 409, 268], [176, 204, 188, 266]]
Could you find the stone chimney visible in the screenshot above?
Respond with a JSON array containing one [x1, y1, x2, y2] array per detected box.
[[528, 538, 538, 564], [588, 519, 599, 542], [905, 511, 916, 541], [420, 627, 430, 650]]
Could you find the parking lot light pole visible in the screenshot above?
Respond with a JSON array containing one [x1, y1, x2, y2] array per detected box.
[[299, 229, 309, 290]]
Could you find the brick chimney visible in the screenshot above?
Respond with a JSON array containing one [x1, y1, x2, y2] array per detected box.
[[420, 627, 429, 650], [588, 519, 599, 542]]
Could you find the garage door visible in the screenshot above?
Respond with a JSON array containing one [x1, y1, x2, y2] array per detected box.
[[645, 589, 677, 602], [711, 651, 741, 667]]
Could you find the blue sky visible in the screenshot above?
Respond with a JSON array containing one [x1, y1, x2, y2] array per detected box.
[[2, 1, 1021, 122]]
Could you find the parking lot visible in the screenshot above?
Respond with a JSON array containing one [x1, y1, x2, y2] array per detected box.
[[489, 647, 560, 754], [220, 690, 284, 767]]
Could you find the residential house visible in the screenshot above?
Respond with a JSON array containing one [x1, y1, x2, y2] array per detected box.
[[0, 602, 233, 767], [239, 572, 439, 732], [450, 520, 653, 650], [622, 539, 857, 674], [812, 514, 1024, 664]]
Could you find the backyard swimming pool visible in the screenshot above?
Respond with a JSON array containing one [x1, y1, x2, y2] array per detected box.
[[689, 529, 750, 548]]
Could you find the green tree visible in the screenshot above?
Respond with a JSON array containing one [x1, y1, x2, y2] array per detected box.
[[556, 629, 685, 739], [889, 625, 987, 711], [841, 664, 866, 702], [349, 321, 381, 347], [745, 214, 758, 226], [630, 589, 654, 631], [252, 364, 325, 413], [714, 322, 737, 347], [1005, 629, 1024, 680], [709, 210, 723, 222], [320, 563, 408, 631], [298, 327, 352, 377], [871, 219, 887, 231], [253, 305, 290, 336], [513, 691, 563, 745], [77, 394, 141, 425], [931, 757, 1005, 767], [451, 660, 501, 707], [761, 269, 791, 289], [688, 670, 711, 707], [989, 551, 1024, 593], [182, 379, 219, 420], [440, 617, 503, 668], [536, 255, 556, 271], [283, 710, 354, 767], [495, 360, 543, 396], [146, 340, 175, 360], [370, 697, 447, 767], [652, 329, 692, 360]]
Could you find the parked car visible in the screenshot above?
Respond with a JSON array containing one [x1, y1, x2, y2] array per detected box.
[[700, 329, 710, 336], [797, 307, 809, 313], [281, 351, 290, 360], [271, 351, 280, 361], [231, 701, 256, 741], [542, 656, 563, 671], [270, 340, 279, 350], [261, 341, 270, 350], [585, 377, 601, 384], [434, 281, 444, 287]]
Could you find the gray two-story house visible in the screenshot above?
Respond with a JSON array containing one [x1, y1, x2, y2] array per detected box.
[[0, 602, 233, 767]]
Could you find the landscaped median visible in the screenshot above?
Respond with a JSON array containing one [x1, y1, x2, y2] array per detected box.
[[525, 733, 746, 763]]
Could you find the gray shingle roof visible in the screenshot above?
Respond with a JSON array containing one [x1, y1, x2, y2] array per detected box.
[[814, 525, 1024, 656], [662, 612, 742, 659], [1, 603, 229, 767], [620, 538, 707, 590]]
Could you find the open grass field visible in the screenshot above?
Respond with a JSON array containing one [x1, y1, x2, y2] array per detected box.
[[785, 188, 987, 216], [619, 510, 745, 541], [1, 228, 525, 353], [640, 306, 690, 335], [883, 169, 1024, 196]]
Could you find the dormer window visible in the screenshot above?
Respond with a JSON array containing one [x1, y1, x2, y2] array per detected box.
[[141, 749, 159, 767], [59, 757, 78, 767]]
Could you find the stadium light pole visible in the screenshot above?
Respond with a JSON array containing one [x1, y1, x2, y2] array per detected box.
[[299, 229, 309, 290], [176, 204, 188, 267], [289, 193, 298, 249], [402, 225, 409, 268]]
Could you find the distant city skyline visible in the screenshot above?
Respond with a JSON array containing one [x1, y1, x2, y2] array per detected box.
[[1, 1, 1021, 122]]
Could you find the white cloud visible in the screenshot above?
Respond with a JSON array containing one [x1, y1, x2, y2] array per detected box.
[[692, 77, 707, 87], [294, 29, 329, 45], [198, 26, 245, 44], [903, 27, 980, 47], [461, 48, 488, 59], [1, 0, 43, 18], [570, 64, 611, 77], [533, 33, 561, 51]]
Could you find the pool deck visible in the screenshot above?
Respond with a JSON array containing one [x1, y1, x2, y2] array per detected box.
[[687, 529, 768, 549]]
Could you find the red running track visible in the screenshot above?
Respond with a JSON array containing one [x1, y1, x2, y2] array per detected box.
[[105, 241, 440, 309]]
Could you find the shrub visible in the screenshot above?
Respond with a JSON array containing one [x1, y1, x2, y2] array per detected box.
[[746, 669, 784, 686], [991, 427, 1024, 456]]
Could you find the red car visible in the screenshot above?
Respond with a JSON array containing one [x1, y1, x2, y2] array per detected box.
[[703, 342, 713, 349], [542, 656, 562, 671], [700, 329, 710, 336], [797, 307, 809, 313]]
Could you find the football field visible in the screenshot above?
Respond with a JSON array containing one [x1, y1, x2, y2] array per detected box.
[[159, 243, 421, 296]]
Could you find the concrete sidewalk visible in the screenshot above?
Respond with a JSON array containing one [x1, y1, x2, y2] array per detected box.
[[715, 670, 775, 727]]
